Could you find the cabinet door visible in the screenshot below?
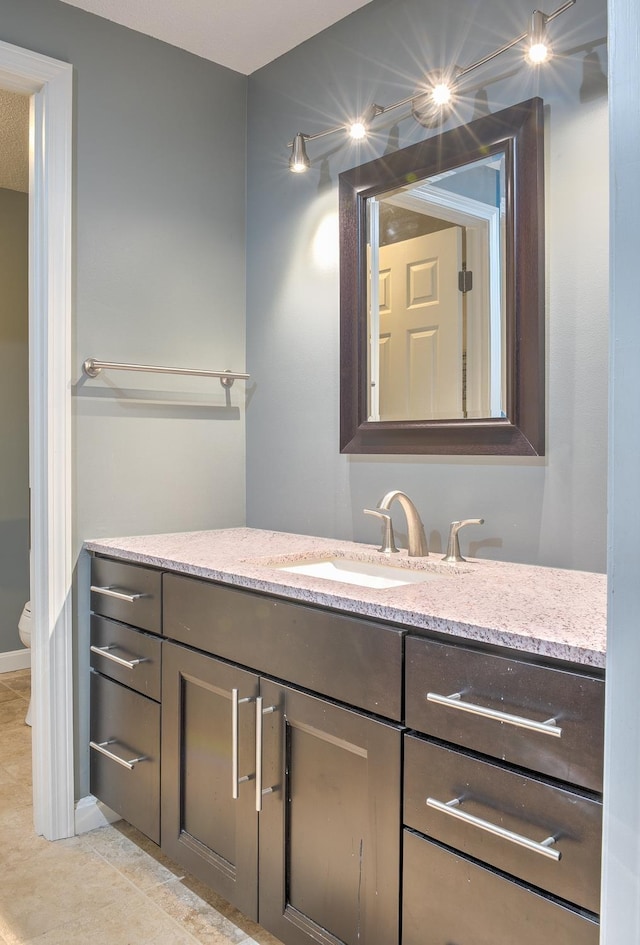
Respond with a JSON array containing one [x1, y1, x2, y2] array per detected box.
[[258, 679, 402, 945], [161, 641, 260, 919]]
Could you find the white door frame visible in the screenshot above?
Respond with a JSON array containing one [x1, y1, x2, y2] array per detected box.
[[0, 39, 74, 840]]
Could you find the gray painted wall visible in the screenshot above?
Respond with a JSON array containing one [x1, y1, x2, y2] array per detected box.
[[0, 188, 29, 654], [1, 0, 248, 545], [0, 0, 248, 794], [246, 0, 609, 573]]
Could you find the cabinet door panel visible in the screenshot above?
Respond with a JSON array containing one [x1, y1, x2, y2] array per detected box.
[[259, 679, 401, 945], [161, 642, 259, 919]]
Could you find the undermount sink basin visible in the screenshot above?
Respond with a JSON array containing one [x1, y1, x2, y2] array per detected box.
[[272, 556, 448, 589]]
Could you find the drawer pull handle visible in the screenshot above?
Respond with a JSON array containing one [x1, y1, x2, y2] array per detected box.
[[426, 691, 562, 738], [90, 739, 147, 770], [427, 796, 562, 861], [91, 585, 149, 604], [231, 688, 255, 800], [90, 644, 147, 670], [255, 696, 277, 812]]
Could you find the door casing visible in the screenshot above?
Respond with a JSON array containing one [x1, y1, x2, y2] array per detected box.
[[0, 38, 73, 840]]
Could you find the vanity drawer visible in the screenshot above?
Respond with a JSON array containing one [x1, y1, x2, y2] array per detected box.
[[91, 557, 161, 634], [163, 573, 403, 720], [404, 734, 601, 913], [90, 615, 162, 701], [90, 672, 160, 844], [405, 636, 604, 791], [402, 829, 599, 945]]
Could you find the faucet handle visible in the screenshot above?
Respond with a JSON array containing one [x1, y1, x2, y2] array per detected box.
[[443, 518, 484, 563], [364, 508, 399, 555]]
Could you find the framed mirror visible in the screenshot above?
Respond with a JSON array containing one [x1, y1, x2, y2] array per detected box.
[[339, 97, 544, 455]]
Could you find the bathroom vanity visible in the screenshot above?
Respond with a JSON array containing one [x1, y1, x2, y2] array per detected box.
[[86, 528, 606, 945]]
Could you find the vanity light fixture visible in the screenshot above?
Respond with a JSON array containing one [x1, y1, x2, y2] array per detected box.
[[289, 132, 311, 173], [287, 0, 575, 171], [527, 10, 552, 63]]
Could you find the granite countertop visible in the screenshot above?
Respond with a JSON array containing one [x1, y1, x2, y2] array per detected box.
[[85, 527, 607, 669]]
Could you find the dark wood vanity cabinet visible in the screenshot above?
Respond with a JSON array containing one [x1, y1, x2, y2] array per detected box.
[[257, 678, 401, 945], [402, 634, 604, 945], [89, 553, 604, 945], [89, 557, 163, 844], [161, 577, 403, 945], [161, 641, 260, 918]]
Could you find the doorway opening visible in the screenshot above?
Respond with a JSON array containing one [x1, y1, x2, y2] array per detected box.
[[0, 39, 73, 840], [0, 87, 30, 683]]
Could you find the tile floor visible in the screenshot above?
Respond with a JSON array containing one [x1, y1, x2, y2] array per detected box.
[[0, 669, 283, 945]]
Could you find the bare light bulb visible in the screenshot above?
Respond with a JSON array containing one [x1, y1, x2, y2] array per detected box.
[[431, 82, 453, 106], [527, 42, 550, 64], [349, 120, 368, 140], [527, 11, 551, 65]]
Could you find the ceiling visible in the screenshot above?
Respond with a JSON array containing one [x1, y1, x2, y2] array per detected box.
[[59, 0, 375, 74]]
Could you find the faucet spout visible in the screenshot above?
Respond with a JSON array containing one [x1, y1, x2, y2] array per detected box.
[[377, 490, 428, 557]]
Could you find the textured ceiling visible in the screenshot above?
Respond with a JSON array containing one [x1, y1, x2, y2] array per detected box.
[[59, 0, 374, 74], [0, 89, 29, 193]]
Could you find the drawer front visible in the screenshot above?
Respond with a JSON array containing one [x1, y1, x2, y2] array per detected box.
[[90, 615, 162, 701], [163, 573, 404, 720], [404, 734, 602, 913], [405, 636, 604, 791], [90, 672, 160, 844], [402, 829, 599, 945], [91, 557, 161, 634]]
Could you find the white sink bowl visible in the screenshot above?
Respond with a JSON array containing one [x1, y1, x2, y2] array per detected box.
[[272, 556, 447, 589]]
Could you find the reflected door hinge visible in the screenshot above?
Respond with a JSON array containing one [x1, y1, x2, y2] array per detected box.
[[458, 267, 473, 293]]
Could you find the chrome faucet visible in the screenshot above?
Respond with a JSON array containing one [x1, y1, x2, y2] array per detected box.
[[366, 490, 428, 557]]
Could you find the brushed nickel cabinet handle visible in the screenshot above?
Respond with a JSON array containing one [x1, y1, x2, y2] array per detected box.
[[90, 739, 146, 770], [90, 644, 146, 670], [255, 696, 276, 812], [90, 584, 149, 603], [427, 796, 561, 861], [231, 688, 253, 800], [426, 691, 562, 737]]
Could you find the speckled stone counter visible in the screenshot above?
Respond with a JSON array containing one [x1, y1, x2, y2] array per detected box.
[[85, 527, 607, 669]]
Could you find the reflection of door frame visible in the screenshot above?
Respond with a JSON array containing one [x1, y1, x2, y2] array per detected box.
[[0, 40, 74, 840], [368, 201, 381, 419], [388, 186, 503, 417]]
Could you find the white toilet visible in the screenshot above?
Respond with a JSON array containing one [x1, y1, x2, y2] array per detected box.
[[18, 601, 32, 726]]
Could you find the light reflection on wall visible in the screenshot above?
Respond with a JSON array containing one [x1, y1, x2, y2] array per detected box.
[[311, 210, 339, 271]]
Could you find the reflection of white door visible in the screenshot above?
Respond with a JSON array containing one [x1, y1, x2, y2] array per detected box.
[[377, 227, 463, 420]]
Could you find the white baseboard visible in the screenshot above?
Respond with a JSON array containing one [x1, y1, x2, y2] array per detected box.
[[74, 794, 121, 835], [0, 648, 31, 673]]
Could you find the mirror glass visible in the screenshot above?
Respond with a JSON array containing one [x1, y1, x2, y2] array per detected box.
[[366, 152, 506, 422], [339, 98, 545, 456]]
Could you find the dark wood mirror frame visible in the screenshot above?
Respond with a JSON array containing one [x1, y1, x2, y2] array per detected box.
[[339, 97, 545, 456]]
